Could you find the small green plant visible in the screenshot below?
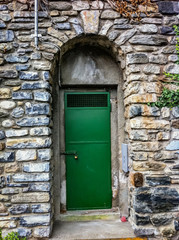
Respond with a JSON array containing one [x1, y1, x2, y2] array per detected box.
[[0, 229, 26, 240], [149, 25, 179, 109]]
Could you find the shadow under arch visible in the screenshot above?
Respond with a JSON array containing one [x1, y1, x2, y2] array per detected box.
[[51, 34, 127, 222]]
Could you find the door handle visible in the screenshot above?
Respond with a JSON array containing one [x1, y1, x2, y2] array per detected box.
[[60, 151, 78, 159]]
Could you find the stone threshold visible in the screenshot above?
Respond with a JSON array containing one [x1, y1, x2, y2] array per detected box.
[[50, 220, 145, 240], [59, 208, 120, 222]]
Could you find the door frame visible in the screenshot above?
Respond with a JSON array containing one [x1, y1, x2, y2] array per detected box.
[[57, 87, 119, 215]]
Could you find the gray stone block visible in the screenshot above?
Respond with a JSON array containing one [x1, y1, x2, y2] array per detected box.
[[0, 30, 14, 42], [16, 117, 50, 127], [12, 92, 33, 100], [13, 173, 50, 182], [25, 102, 50, 115], [34, 91, 51, 102], [0, 152, 15, 162], [19, 71, 39, 80]]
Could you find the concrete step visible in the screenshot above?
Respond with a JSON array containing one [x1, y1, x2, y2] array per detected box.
[[50, 220, 147, 240]]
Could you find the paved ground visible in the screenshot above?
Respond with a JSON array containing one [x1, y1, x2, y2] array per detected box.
[[50, 219, 139, 240]]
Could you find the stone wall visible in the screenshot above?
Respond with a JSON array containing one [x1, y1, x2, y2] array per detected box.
[[0, 0, 179, 239]]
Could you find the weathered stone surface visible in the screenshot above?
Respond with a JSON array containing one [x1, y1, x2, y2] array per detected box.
[[143, 64, 160, 74], [157, 132, 170, 141], [168, 54, 178, 62], [130, 172, 144, 187], [16, 150, 36, 161], [146, 176, 171, 186], [21, 81, 50, 90], [17, 228, 32, 237], [6, 137, 52, 149], [2, 188, 19, 195], [172, 120, 179, 129], [12, 174, 50, 183], [20, 214, 50, 227], [115, 29, 137, 46], [114, 24, 132, 30], [0, 203, 6, 213], [73, 23, 84, 35], [0, 131, 5, 140], [126, 53, 148, 65], [11, 107, 24, 118], [0, 30, 14, 42], [107, 30, 120, 41], [38, 149, 51, 161], [101, 10, 120, 19], [129, 130, 148, 141], [30, 127, 51, 136], [99, 20, 113, 35], [23, 163, 50, 173], [47, 27, 68, 43], [165, 64, 179, 74], [34, 91, 51, 102], [5, 80, 21, 86], [56, 22, 71, 30], [149, 55, 168, 64], [0, 110, 9, 118], [133, 162, 166, 171], [129, 35, 168, 46], [12, 92, 33, 100], [130, 152, 148, 161], [0, 43, 12, 54], [158, 1, 179, 14], [23, 183, 50, 192], [166, 141, 179, 151], [31, 203, 51, 213], [134, 187, 179, 213], [0, 152, 14, 162], [135, 214, 150, 225], [0, 220, 16, 228], [0, 143, 5, 151], [2, 119, 14, 128], [0, 88, 11, 99], [8, 23, 34, 30], [25, 102, 50, 115], [125, 94, 157, 105], [154, 151, 177, 161], [34, 61, 51, 71], [141, 18, 162, 25], [11, 192, 50, 203], [132, 142, 160, 152], [5, 54, 29, 63], [9, 204, 30, 215], [172, 131, 179, 140], [130, 118, 170, 130], [16, 117, 50, 127], [72, 1, 89, 11], [151, 214, 172, 227], [5, 129, 28, 138], [80, 11, 99, 34], [34, 227, 50, 237], [138, 24, 158, 33], [0, 100, 15, 110], [5, 162, 19, 173], [0, 5, 8, 11], [49, 1, 72, 10], [19, 71, 39, 80], [172, 107, 179, 118], [134, 228, 155, 237]]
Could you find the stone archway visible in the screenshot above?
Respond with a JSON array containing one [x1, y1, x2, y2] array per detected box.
[[51, 36, 127, 221]]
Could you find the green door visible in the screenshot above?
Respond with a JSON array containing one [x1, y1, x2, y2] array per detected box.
[[65, 92, 112, 210]]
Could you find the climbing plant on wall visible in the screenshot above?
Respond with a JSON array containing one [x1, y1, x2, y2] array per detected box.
[[4, 0, 156, 19], [150, 25, 179, 109]]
